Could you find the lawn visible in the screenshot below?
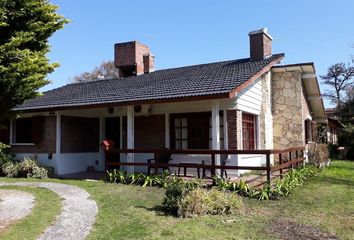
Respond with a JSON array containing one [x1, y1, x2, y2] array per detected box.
[[0, 160, 353, 240]]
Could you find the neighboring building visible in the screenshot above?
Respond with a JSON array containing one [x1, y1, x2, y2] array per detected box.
[[6, 29, 326, 175], [327, 117, 344, 145]]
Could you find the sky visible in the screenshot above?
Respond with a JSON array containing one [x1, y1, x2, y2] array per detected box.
[[48, 0, 354, 107]]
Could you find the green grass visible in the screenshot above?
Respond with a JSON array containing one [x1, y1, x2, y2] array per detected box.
[[1, 160, 353, 239], [0, 186, 61, 240]]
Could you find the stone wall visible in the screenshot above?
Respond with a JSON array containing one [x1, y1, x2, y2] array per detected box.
[[272, 71, 304, 148], [259, 72, 273, 149]]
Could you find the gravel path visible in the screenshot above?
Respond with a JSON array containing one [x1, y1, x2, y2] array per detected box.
[[0, 189, 35, 232], [0, 182, 98, 240]]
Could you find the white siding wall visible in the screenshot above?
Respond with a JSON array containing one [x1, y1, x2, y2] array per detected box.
[[236, 78, 262, 115]]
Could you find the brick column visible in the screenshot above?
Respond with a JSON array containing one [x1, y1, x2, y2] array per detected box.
[[227, 110, 243, 150]]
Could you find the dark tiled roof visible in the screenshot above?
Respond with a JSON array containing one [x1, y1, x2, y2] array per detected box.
[[14, 54, 284, 111]]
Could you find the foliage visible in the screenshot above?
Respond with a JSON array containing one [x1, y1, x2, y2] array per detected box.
[[0, 156, 48, 178], [72, 60, 120, 83], [327, 143, 340, 159], [338, 124, 354, 159], [162, 177, 202, 215], [177, 188, 242, 217], [0, 0, 68, 120], [320, 63, 354, 107], [307, 143, 329, 166]]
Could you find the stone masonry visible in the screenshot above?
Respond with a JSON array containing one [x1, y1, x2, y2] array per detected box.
[[272, 71, 304, 148]]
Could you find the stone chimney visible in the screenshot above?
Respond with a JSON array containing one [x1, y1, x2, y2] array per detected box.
[[249, 28, 272, 60], [114, 41, 155, 77]]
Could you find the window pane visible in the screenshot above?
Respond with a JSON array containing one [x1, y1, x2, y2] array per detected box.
[[174, 118, 180, 127], [181, 128, 188, 138], [182, 140, 188, 149], [181, 118, 187, 127], [15, 118, 32, 143], [175, 129, 180, 139]]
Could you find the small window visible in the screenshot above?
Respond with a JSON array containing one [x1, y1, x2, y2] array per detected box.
[[174, 118, 188, 149], [14, 118, 33, 143], [242, 113, 257, 150], [305, 119, 312, 143]]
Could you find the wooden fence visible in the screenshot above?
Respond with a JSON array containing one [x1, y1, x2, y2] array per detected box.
[[104, 146, 306, 184]]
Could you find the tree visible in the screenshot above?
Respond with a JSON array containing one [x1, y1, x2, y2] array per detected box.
[[320, 63, 354, 108], [0, 0, 68, 120], [72, 61, 120, 83]]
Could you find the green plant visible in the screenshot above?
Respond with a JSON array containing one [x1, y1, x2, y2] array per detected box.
[[18, 157, 48, 178], [177, 188, 242, 217]]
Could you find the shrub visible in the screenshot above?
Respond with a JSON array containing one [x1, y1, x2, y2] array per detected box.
[[178, 188, 242, 217], [307, 143, 329, 166], [18, 157, 48, 178], [162, 177, 201, 215]]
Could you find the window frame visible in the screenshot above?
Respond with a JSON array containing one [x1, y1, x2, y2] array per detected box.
[[12, 117, 34, 144], [242, 112, 258, 150]]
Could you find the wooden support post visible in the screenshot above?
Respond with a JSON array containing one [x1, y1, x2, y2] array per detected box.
[[289, 151, 293, 169], [279, 153, 283, 179], [211, 153, 216, 177], [266, 153, 271, 183], [295, 150, 299, 168]]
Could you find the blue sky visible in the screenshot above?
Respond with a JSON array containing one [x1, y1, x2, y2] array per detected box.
[[48, 0, 354, 107]]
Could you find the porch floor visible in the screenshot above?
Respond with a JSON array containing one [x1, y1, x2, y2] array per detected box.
[[59, 171, 106, 180]]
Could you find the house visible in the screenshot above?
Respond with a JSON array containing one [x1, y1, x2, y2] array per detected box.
[[5, 28, 326, 176]]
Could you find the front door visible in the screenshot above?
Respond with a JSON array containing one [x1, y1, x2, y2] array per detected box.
[[105, 117, 120, 169]]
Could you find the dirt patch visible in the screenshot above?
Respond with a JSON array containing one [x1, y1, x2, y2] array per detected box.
[[268, 218, 338, 240], [0, 189, 35, 232]]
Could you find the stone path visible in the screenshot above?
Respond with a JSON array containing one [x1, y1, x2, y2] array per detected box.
[[0, 189, 35, 232], [0, 182, 98, 240]]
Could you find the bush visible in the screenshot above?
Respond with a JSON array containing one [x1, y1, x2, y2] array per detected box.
[[308, 143, 329, 166], [178, 188, 242, 217], [18, 157, 48, 178], [162, 177, 202, 215]]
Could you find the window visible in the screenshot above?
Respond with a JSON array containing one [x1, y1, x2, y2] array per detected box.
[[14, 118, 33, 143], [305, 119, 312, 143], [171, 112, 224, 150], [242, 113, 257, 150], [174, 118, 188, 149]]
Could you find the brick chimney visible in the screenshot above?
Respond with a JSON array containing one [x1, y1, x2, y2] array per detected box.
[[249, 28, 272, 60], [114, 41, 155, 77]]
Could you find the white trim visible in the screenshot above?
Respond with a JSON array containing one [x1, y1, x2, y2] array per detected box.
[[56, 114, 61, 173], [211, 101, 220, 176], [10, 143, 35, 146], [165, 113, 170, 148], [119, 116, 123, 149], [9, 119, 13, 144], [127, 106, 134, 173], [223, 109, 228, 150]]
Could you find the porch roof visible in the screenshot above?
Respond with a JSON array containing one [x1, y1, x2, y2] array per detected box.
[[13, 54, 284, 112]]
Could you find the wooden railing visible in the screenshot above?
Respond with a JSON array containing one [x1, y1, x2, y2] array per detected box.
[[104, 146, 306, 184]]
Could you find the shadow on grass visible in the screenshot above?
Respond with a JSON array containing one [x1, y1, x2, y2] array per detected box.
[[135, 205, 175, 217], [312, 176, 354, 187]]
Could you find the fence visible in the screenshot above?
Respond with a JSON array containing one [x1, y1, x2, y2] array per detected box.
[[104, 146, 306, 184]]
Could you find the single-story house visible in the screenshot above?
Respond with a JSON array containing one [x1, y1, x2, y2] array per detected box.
[[5, 28, 326, 176]]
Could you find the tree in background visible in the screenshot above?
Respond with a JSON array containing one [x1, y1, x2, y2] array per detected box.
[[72, 60, 120, 83], [0, 0, 68, 120], [320, 63, 354, 108]]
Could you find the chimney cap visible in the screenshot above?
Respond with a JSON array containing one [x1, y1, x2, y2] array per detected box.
[[248, 28, 273, 40]]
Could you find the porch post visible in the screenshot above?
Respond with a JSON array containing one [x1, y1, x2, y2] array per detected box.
[[165, 113, 170, 148], [99, 117, 105, 171], [223, 109, 228, 150], [55, 113, 61, 175], [9, 119, 13, 144], [212, 101, 221, 176], [127, 106, 135, 173]]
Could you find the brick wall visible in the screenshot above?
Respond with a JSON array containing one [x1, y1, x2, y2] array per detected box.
[[61, 116, 99, 153], [227, 110, 242, 149], [11, 116, 56, 153]]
